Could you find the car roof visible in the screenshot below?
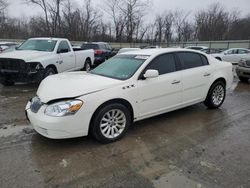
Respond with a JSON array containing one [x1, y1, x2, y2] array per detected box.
[[122, 48, 205, 56], [28, 37, 68, 41]]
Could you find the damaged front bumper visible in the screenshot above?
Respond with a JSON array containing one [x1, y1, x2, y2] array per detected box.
[[0, 59, 44, 83]]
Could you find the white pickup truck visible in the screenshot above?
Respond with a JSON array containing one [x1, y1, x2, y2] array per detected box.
[[0, 38, 94, 86]]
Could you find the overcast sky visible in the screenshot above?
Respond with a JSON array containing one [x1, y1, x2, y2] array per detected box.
[[6, 0, 250, 20]]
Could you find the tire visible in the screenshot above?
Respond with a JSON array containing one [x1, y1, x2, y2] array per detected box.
[[239, 76, 249, 83], [91, 103, 131, 144], [204, 81, 226, 109], [83, 59, 91, 71], [1, 80, 15, 86], [43, 67, 56, 79], [215, 57, 222, 61]]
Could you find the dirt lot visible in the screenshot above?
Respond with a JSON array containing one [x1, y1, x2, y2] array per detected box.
[[0, 80, 250, 188]]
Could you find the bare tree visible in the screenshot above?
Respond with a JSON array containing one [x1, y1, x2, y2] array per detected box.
[[174, 10, 192, 42], [24, 0, 50, 34], [163, 11, 174, 44], [195, 3, 231, 40], [0, 0, 8, 11], [104, 0, 125, 42], [119, 0, 150, 43], [47, 0, 64, 36], [81, 0, 100, 41], [154, 14, 165, 45]]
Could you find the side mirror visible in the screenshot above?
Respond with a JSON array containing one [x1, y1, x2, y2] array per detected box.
[[57, 49, 69, 53], [143, 69, 159, 79]]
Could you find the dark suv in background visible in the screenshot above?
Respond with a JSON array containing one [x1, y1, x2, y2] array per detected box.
[[81, 42, 114, 66]]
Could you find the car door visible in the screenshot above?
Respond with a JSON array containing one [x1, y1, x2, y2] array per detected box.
[[137, 53, 182, 118], [236, 49, 250, 63], [57, 41, 75, 71], [222, 49, 238, 63], [176, 52, 212, 105]]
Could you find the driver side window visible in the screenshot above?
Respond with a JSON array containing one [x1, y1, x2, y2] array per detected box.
[[57, 41, 71, 53], [146, 53, 177, 75]]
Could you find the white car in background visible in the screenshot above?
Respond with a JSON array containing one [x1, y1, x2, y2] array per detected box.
[[212, 48, 250, 64], [26, 49, 233, 143], [118, 48, 141, 54], [0, 42, 18, 53]]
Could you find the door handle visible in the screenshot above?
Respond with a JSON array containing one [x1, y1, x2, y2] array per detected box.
[[172, 80, 181, 84], [204, 73, 211, 77]]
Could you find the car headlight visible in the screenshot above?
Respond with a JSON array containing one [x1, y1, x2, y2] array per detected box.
[[44, 100, 83, 117]]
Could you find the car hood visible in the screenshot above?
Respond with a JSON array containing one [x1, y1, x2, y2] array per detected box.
[[37, 72, 123, 103], [0, 50, 52, 62]]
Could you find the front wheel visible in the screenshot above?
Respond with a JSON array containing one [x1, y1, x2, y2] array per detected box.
[[91, 103, 131, 144], [204, 81, 226, 109], [43, 67, 56, 79]]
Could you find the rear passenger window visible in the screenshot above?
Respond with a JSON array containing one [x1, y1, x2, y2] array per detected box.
[[200, 55, 209, 65], [147, 54, 176, 75], [238, 49, 250, 54], [177, 52, 204, 69]]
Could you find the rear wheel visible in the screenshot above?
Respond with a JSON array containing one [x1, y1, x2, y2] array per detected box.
[[239, 76, 249, 83], [204, 81, 226, 109], [83, 59, 91, 71], [91, 103, 131, 144]]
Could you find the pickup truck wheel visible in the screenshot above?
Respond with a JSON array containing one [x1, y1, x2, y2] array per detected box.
[[83, 59, 91, 71], [239, 76, 249, 83], [1, 80, 15, 86], [204, 81, 226, 109], [43, 67, 56, 79], [91, 103, 131, 144]]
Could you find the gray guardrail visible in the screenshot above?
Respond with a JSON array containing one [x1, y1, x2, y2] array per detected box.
[[1, 39, 250, 49]]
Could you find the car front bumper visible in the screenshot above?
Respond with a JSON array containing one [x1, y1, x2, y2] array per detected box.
[[25, 101, 92, 139], [236, 66, 250, 78]]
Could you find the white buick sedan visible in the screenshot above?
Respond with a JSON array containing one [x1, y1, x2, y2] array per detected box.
[[26, 49, 233, 143]]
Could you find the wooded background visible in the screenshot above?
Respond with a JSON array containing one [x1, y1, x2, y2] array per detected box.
[[0, 0, 250, 44]]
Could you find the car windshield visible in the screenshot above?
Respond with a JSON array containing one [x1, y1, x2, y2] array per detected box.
[[17, 39, 57, 52], [90, 55, 149, 80]]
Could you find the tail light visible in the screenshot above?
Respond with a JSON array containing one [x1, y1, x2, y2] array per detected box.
[[94, 50, 104, 55]]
